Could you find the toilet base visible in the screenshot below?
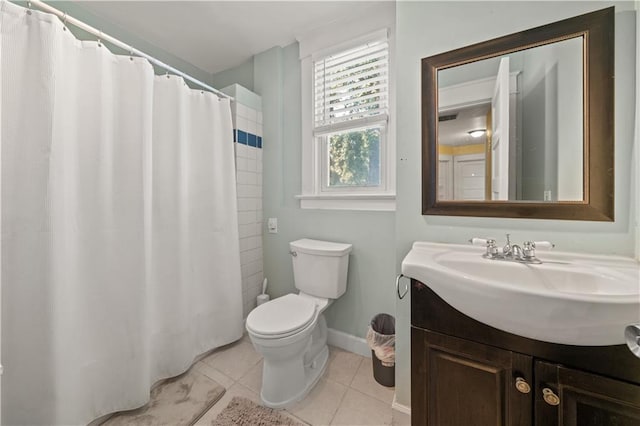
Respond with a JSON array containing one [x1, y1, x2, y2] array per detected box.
[[258, 315, 329, 409], [261, 344, 329, 409]]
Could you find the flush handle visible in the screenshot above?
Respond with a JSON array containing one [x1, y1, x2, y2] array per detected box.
[[542, 387, 560, 406], [515, 377, 531, 394], [289, 250, 297, 257]]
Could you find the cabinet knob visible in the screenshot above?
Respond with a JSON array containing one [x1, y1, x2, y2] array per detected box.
[[515, 377, 531, 394], [542, 387, 560, 406]]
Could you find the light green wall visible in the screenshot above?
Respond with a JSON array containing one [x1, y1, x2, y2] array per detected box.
[[395, 0, 637, 407], [253, 44, 397, 339], [39, 1, 214, 85], [211, 58, 255, 93]]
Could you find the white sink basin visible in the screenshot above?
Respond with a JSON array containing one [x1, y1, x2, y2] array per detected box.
[[401, 242, 640, 346]]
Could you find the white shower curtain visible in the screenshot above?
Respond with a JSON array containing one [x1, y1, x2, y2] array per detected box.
[[0, 2, 243, 424]]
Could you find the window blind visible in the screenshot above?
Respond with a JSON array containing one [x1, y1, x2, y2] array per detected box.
[[314, 39, 388, 132]]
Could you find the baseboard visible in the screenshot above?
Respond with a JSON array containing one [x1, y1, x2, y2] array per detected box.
[[392, 394, 412, 416], [327, 328, 371, 358]]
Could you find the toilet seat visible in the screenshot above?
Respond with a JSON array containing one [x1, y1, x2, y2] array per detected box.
[[246, 294, 317, 339]]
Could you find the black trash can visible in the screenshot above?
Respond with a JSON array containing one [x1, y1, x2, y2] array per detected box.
[[367, 313, 395, 387]]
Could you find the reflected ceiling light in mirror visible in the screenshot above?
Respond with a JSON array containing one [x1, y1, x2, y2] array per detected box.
[[468, 129, 486, 138]]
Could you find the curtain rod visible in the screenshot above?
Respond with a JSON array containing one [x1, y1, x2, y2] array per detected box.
[[29, 0, 233, 100]]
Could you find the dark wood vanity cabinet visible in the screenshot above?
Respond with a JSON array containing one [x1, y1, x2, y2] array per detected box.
[[534, 361, 640, 426], [413, 329, 532, 425], [411, 280, 640, 426]]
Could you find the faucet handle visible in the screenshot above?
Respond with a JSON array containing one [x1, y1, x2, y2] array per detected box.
[[469, 238, 496, 247], [470, 238, 499, 258], [522, 241, 553, 261], [531, 241, 554, 250], [522, 241, 536, 259]]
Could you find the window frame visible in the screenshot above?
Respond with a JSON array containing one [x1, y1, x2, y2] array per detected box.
[[297, 28, 396, 211]]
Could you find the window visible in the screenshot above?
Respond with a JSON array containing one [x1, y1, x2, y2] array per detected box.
[[298, 29, 395, 211], [324, 126, 382, 189]]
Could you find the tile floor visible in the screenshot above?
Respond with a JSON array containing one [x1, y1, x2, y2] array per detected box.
[[193, 335, 411, 426]]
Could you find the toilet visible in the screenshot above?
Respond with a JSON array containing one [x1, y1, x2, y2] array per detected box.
[[245, 238, 352, 408]]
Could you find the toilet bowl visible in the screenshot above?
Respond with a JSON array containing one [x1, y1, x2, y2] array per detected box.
[[246, 238, 352, 408], [246, 293, 329, 407]]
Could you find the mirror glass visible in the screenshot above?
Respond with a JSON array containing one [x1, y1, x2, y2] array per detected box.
[[422, 7, 614, 221], [437, 36, 584, 202]]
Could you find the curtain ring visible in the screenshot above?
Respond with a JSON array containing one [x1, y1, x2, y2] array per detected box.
[[396, 274, 408, 299], [97, 31, 102, 47], [27, 1, 32, 15], [62, 12, 68, 31]]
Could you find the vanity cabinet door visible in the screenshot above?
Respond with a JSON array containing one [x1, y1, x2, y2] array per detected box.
[[412, 327, 533, 426], [535, 361, 640, 426]]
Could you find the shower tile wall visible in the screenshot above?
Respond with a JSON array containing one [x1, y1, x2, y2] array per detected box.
[[232, 100, 264, 318]]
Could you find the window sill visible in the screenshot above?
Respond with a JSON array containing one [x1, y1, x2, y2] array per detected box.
[[295, 193, 396, 211]]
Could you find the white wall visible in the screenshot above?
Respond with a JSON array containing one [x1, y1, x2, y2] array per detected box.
[[395, 1, 637, 408]]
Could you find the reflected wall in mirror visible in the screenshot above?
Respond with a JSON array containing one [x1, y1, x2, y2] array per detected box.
[[422, 7, 614, 220]]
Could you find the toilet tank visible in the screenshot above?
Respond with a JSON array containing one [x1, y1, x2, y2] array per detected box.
[[290, 239, 352, 299]]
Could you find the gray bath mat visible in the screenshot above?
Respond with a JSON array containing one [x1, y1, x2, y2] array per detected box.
[[103, 368, 225, 426], [211, 396, 305, 426]]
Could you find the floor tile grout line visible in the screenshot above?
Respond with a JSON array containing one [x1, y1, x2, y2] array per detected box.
[[345, 356, 364, 388], [340, 386, 395, 425], [236, 357, 263, 384], [326, 349, 365, 388], [196, 363, 238, 391], [283, 409, 312, 426], [350, 358, 396, 406], [327, 379, 351, 426]]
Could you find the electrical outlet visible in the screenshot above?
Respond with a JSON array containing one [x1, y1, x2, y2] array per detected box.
[[267, 218, 278, 233]]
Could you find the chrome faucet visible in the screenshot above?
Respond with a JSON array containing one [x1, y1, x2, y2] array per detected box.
[[502, 234, 516, 257], [470, 234, 554, 264], [503, 234, 525, 260], [508, 244, 525, 260]]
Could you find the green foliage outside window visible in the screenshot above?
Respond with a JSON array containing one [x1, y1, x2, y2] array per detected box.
[[328, 128, 380, 187]]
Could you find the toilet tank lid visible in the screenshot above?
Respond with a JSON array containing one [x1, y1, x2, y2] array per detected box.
[[290, 239, 352, 257]]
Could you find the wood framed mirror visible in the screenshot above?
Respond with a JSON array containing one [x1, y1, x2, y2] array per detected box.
[[421, 7, 614, 220]]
